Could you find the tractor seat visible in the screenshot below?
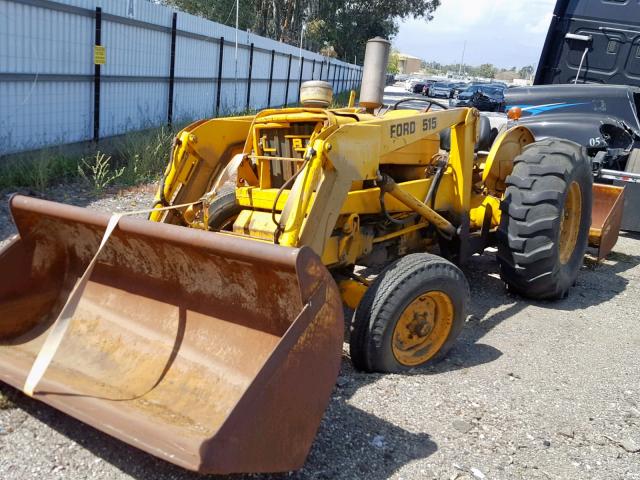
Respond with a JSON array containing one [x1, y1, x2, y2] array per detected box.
[[439, 115, 496, 152]]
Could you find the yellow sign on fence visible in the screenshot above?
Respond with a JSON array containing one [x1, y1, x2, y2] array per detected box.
[[94, 45, 106, 65]]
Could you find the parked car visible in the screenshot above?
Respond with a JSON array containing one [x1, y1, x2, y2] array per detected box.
[[455, 85, 483, 105], [449, 82, 469, 98], [405, 77, 424, 91], [412, 82, 427, 94], [456, 85, 505, 111], [429, 82, 454, 98], [420, 79, 437, 95]]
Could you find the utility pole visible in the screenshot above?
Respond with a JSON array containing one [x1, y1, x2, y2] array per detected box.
[[234, 0, 239, 109], [458, 40, 466, 77], [299, 24, 306, 68]]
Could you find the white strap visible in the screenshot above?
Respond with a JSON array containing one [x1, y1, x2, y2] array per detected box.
[[23, 201, 198, 397]]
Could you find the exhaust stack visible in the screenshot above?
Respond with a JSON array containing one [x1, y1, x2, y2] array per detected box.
[[359, 37, 391, 112]]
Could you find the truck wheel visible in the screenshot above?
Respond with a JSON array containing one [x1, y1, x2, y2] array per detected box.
[[350, 253, 469, 373], [207, 189, 242, 230], [497, 138, 592, 299]]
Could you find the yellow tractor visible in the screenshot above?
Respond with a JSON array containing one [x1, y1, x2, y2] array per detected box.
[[0, 38, 624, 474]]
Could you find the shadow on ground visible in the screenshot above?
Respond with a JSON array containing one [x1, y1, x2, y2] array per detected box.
[[444, 246, 640, 371], [0, 374, 436, 480]]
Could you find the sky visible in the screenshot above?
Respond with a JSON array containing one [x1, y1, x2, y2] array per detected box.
[[394, 0, 556, 69]]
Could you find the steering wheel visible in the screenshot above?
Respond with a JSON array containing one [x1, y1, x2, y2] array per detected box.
[[391, 97, 449, 111]]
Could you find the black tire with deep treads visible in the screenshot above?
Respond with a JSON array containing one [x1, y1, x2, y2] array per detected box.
[[207, 189, 242, 230], [350, 253, 469, 373], [497, 138, 592, 299]]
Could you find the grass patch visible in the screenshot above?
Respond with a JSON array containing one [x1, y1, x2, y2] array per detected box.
[[78, 152, 125, 194], [114, 125, 175, 186], [0, 389, 16, 409], [0, 126, 178, 194], [332, 88, 360, 108], [0, 151, 78, 191]]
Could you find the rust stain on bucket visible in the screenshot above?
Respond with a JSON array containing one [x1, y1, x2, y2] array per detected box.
[[0, 195, 344, 474]]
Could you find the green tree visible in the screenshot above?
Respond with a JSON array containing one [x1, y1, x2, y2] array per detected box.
[[518, 65, 535, 79], [478, 63, 497, 79], [159, 0, 441, 62], [388, 49, 400, 74], [161, 0, 254, 29]]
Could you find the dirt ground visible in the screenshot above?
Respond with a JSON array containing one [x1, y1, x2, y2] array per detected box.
[[0, 185, 639, 480]]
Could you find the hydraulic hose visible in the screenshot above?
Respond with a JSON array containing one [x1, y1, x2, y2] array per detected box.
[[379, 159, 448, 225]]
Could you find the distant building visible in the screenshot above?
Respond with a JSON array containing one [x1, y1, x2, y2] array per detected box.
[[495, 71, 519, 82], [512, 78, 533, 86], [397, 53, 422, 75]]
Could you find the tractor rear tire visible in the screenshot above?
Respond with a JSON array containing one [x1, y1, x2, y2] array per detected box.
[[207, 189, 242, 230], [497, 138, 592, 299], [350, 253, 469, 373]]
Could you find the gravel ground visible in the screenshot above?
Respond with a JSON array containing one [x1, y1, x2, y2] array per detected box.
[[1, 183, 640, 480]]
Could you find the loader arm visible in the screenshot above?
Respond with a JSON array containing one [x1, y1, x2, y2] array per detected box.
[[150, 116, 254, 224], [289, 107, 477, 256]]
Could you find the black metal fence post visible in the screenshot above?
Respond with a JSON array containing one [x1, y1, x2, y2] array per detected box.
[[345, 67, 349, 91], [267, 49, 275, 107], [284, 53, 292, 106], [311, 59, 316, 80], [93, 7, 102, 143], [246, 42, 254, 110], [167, 12, 177, 126], [331, 62, 336, 90], [343, 66, 347, 91], [319, 60, 324, 81], [297, 57, 304, 103], [215, 36, 224, 115]]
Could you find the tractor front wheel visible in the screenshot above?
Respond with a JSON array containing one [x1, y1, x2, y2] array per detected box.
[[207, 189, 242, 230], [497, 138, 592, 299], [350, 253, 469, 373]]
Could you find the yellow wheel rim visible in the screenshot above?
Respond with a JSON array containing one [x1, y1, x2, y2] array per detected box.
[[391, 291, 454, 366], [558, 181, 582, 264]]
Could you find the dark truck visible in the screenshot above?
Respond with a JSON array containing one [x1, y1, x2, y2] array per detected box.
[[503, 0, 640, 232]]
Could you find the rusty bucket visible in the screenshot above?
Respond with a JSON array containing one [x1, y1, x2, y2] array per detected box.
[[0, 195, 343, 474], [589, 184, 626, 259]]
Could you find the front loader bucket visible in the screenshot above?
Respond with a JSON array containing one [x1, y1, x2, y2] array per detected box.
[[589, 184, 625, 260], [0, 195, 343, 474]]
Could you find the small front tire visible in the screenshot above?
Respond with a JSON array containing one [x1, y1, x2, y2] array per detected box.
[[350, 253, 469, 373], [207, 189, 242, 230]]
